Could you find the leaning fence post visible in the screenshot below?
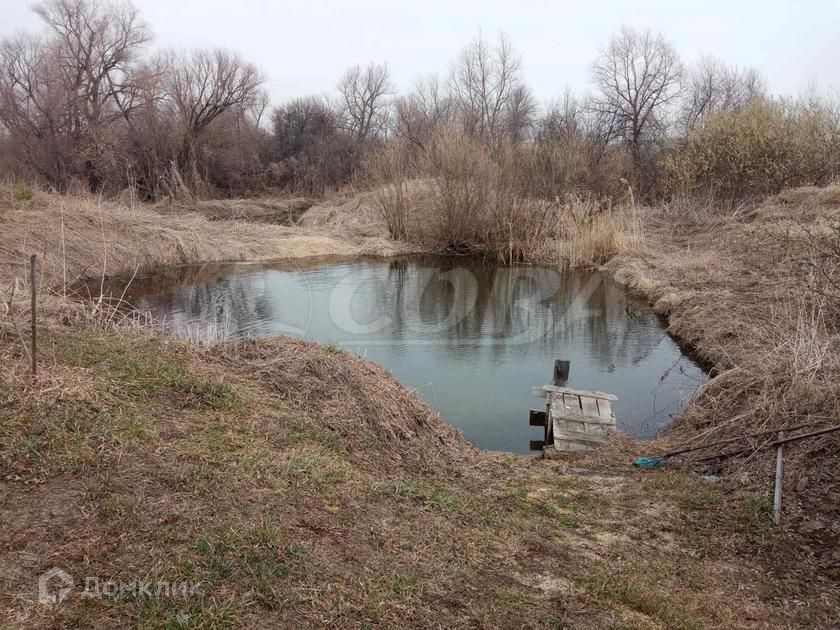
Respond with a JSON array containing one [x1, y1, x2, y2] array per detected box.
[[30, 254, 37, 377], [773, 431, 784, 525]]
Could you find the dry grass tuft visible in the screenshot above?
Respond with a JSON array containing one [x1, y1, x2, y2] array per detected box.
[[555, 197, 642, 268]]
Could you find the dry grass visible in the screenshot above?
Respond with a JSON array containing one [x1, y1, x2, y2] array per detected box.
[[156, 197, 315, 224], [0, 185, 422, 295], [1, 326, 835, 628], [604, 187, 840, 537], [554, 197, 642, 268]]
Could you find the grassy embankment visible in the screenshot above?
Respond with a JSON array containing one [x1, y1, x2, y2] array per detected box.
[[1, 185, 838, 628]]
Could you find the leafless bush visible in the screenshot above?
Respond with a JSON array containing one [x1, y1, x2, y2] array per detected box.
[[680, 56, 765, 133], [364, 140, 413, 240], [415, 133, 561, 262], [803, 223, 840, 330], [532, 92, 633, 201]]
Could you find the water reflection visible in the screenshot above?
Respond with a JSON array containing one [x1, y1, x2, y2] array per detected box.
[[114, 256, 706, 452]]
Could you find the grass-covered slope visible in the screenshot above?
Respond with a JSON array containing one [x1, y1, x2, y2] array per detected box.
[[1, 329, 837, 628]]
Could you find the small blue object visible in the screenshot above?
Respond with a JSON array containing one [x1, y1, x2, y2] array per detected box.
[[633, 456, 666, 469]]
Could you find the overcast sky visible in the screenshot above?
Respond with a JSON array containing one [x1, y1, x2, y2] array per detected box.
[[3, 0, 839, 105]]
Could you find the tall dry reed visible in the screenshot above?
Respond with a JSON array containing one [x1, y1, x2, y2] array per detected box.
[[365, 132, 641, 265]]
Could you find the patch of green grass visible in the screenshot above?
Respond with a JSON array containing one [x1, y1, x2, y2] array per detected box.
[[583, 574, 663, 617], [499, 486, 530, 511], [280, 450, 325, 480], [387, 570, 421, 597], [12, 181, 33, 201], [115, 414, 154, 441], [136, 596, 236, 630], [19, 435, 42, 456], [582, 572, 704, 630], [188, 524, 311, 612], [552, 495, 579, 511], [496, 591, 531, 611], [735, 495, 774, 529], [291, 422, 344, 452], [372, 479, 459, 509], [108, 352, 239, 410], [242, 542, 309, 610], [159, 365, 238, 409]]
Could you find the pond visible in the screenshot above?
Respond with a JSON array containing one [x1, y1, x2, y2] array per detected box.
[[107, 256, 706, 453]]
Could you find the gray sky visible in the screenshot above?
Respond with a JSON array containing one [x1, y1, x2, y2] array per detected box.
[[3, 0, 838, 105]]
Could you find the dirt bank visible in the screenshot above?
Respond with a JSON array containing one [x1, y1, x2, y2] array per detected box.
[[0, 187, 423, 292]]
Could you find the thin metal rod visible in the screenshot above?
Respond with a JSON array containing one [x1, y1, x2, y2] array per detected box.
[[773, 432, 784, 526], [30, 254, 37, 377]]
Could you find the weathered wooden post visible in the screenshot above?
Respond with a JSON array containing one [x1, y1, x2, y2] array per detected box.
[[30, 254, 37, 377], [531, 359, 569, 451], [553, 359, 570, 386], [773, 431, 784, 525]]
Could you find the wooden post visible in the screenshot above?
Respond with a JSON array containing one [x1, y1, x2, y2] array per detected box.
[[30, 254, 37, 377], [553, 359, 570, 386], [773, 431, 784, 525]]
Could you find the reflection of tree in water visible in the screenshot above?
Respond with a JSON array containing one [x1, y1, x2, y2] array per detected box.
[[366, 257, 667, 373], [137, 269, 275, 337], [132, 257, 670, 374]]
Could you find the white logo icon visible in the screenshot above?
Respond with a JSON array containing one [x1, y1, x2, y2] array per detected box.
[[38, 567, 73, 605]]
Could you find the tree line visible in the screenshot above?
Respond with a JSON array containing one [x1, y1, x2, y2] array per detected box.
[[2, 0, 838, 202]]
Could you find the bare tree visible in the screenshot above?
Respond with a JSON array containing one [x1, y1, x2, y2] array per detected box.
[[34, 0, 150, 125], [681, 56, 764, 132], [504, 83, 537, 141], [337, 62, 393, 143], [0, 0, 149, 189], [591, 27, 682, 160], [448, 32, 533, 143], [271, 95, 353, 192], [393, 73, 451, 149], [165, 48, 264, 169]]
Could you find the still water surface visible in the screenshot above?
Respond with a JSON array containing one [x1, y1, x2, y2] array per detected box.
[[116, 257, 705, 452]]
